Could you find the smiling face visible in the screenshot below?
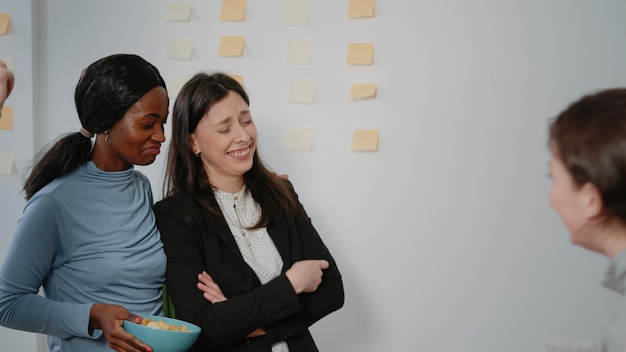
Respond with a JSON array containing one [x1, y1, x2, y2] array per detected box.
[[190, 90, 256, 192], [94, 86, 169, 171]]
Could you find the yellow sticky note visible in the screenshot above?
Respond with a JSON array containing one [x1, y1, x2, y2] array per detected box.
[[347, 43, 374, 65], [0, 106, 13, 130], [350, 83, 377, 99], [0, 14, 10, 35], [167, 39, 194, 60], [220, 0, 246, 21], [286, 39, 312, 65], [352, 130, 379, 151], [348, 0, 375, 18], [218, 36, 245, 57], [166, 3, 192, 21], [230, 75, 244, 86], [283, 0, 308, 26], [289, 80, 315, 104], [0, 152, 15, 175], [167, 77, 190, 98], [1, 58, 13, 72], [286, 126, 313, 152]]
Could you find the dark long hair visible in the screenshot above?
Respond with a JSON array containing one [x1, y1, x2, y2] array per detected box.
[[550, 88, 626, 222], [164, 72, 300, 227], [23, 54, 166, 199]]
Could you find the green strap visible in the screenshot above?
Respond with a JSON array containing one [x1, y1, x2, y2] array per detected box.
[[162, 284, 176, 318]]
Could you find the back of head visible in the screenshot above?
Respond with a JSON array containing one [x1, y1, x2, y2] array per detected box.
[[24, 53, 166, 199], [550, 88, 626, 222]]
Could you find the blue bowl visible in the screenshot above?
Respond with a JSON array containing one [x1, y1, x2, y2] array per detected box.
[[123, 315, 201, 352]]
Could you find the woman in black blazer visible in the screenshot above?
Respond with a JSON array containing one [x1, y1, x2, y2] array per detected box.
[[154, 72, 344, 352]]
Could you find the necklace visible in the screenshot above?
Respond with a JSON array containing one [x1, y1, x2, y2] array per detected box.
[[232, 188, 248, 236]]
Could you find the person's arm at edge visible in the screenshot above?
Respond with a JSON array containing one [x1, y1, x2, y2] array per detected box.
[[0, 194, 97, 339], [0, 60, 14, 116]]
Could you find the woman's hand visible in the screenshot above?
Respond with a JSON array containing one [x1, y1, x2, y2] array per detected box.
[[198, 272, 267, 338], [89, 303, 152, 352], [0, 60, 14, 111], [246, 328, 266, 338], [197, 271, 227, 303], [285, 260, 329, 294]]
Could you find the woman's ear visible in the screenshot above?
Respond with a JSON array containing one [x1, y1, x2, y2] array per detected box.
[[189, 134, 200, 155], [579, 182, 604, 218]]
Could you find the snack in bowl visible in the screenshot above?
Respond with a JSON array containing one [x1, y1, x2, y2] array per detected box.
[[123, 315, 201, 352], [140, 317, 191, 332]]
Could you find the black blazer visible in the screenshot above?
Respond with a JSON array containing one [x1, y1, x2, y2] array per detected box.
[[153, 187, 344, 352]]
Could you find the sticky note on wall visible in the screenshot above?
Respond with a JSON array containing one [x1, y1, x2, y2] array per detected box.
[[0, 58, 13, 72], [0, 152, 15, 175], [283, 0, 309, 26], [230, 75, 244, 86], [347, 43, 374, 65], [286, 126, 313, 152], [350, 83, 377, 99], [0, 14, 11, 35], [220, 0, 246, 21], [167, 77, 190, 98], [352, 130, 379, 151], [167, 39, 194, 59], [289, 80, 316, 104], [0, 106, 13, 130], [348, 0, 375, 18], [286, 39, 312, 65], [218, 36, 246, 56], [166, 3, 192, 21]]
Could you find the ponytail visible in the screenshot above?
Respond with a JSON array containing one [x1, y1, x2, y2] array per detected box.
[[23, 132, 92, 199]]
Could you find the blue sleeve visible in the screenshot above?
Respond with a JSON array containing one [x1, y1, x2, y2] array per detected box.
[[0, 193, 96, 339]]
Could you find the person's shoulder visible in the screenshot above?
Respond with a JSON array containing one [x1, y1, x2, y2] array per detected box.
[[131, 169, 156, 195], [279, 177, 296, 191], [24, 177, 69, 215], [153, 195, 184, 214], [131, 169, 151, 184], [154, 195, 172, 207], [279, 178, 300, 200], [30, 168, 81, 202]]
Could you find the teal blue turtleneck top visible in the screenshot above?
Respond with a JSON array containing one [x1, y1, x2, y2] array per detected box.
[[0, 161, 166, 352]]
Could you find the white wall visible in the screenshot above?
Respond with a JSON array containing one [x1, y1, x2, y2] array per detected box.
[[0, 1, 43, 351], [2, 0, 626, 351]]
